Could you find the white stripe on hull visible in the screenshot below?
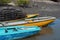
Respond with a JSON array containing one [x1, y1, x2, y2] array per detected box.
[[0, 17, 56, 26]]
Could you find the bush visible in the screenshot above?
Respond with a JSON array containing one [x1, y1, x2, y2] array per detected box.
[[0, 0, 11, 5], [17, 0, 30, 7]]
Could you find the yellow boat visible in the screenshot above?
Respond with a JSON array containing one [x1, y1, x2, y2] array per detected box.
[[0, 16, 56, 27], [26, 14, 39, 18]]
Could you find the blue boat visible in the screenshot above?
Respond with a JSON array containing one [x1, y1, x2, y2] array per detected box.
[[0, 26, 41, 40]]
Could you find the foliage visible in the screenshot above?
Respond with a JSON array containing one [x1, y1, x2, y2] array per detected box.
[[0, 0, 11, 4]]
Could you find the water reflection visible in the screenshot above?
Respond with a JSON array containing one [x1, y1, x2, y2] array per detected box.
[[40, 27, 53, 35], [16, 27, 53, 40]]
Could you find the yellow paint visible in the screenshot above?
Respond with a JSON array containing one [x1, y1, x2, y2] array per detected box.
[[27, 14, 39, 18], [18, 19, 54, 27], [28, 20, 33, 22]]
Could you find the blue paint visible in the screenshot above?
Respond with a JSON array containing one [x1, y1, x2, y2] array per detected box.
[[0, 26, 41, 40]]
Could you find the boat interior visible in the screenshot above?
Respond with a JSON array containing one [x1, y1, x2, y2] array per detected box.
[[0, 26, 40, 35], [0, 26, 38, 35]]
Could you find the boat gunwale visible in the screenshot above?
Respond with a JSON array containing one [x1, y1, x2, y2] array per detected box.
[[0, 17, 56, 26]]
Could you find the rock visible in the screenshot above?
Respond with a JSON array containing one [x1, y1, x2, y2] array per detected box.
[[0, 7, 26, 21]]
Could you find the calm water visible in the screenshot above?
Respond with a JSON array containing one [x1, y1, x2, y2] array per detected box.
[[16, 19, 60, 40]]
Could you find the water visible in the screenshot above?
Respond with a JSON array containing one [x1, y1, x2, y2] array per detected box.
[[15, 19, 60, 40]]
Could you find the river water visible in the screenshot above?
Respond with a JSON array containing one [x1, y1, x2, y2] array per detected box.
[[15, 19, 60, 40]]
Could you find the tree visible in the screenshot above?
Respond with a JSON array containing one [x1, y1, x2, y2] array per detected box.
[[0, 0, 11, 5]]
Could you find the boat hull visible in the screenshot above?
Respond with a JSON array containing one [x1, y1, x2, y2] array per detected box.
[[0, 26, 41, 40], [27, 14, 39, 18], [0, 17, 56, 27], [18, 19, 55, 27], [0, 31, 39, 40]]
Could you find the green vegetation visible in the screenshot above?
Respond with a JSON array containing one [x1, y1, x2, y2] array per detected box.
[[0, 0, 11, 5], [0, 0, 30, 7], [17, 0, 30, 7]]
